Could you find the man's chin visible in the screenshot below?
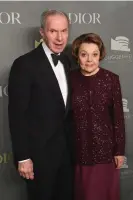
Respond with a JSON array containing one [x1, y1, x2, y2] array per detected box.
[[53, 46, 65, 53], [53, 49, 63, 54]]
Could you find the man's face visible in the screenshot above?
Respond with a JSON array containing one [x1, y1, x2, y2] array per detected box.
[[40, 14, 69, 54]]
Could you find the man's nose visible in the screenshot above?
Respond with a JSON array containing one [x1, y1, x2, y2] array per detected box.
[[56, 32, 63, 41]]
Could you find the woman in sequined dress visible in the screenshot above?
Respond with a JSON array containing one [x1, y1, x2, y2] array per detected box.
[[70, 33, 125, 200]]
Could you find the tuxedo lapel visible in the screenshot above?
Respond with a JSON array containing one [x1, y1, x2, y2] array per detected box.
[[60, 54, 71, 115], [35, 44, 66, 111]]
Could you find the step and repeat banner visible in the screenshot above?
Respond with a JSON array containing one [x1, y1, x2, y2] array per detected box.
[[0, 1, 133, 200]]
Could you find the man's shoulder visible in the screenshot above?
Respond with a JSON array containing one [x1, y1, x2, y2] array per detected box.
[[11, 46, 42, 73], [14, 47, 39, 64]]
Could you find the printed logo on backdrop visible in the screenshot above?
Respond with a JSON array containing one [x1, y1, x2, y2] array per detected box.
[[111, 36, 130, 52], [39, 11, 101, 24], [0, 12, 21, 24], [122, 98, 133, 119], [0, 152, 13, 175], [123, 98, 129, 113], [105, 36, 132, 63], [0, 152, 12, 164], [0, 85, 8, 98], [35, 38, 43, 48], [68, 13, 101, 24], [120, 156, 133, 179], [120, 156, 128, 169]]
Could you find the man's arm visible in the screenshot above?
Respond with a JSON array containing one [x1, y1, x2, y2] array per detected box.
[[8, 57, 34, 179], [8, 57, 32, 161]]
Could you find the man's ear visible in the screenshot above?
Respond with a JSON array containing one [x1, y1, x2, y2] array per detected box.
[[39, 28, 44, 38]]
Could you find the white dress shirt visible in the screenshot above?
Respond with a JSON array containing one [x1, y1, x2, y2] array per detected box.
[[19, 42, 68, 163], [42, 42, 68, 106]]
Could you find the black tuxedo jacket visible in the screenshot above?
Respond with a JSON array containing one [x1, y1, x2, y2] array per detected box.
[[8, 44, 73, 167]]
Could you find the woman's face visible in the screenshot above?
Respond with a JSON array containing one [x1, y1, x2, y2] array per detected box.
[[78, 42, 100, 74]]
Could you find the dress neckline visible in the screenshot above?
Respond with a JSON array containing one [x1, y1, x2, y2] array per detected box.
[[79, 67, 101, 79]]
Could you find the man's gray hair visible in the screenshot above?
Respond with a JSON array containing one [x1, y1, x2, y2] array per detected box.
[[40, 9, 70, 28]]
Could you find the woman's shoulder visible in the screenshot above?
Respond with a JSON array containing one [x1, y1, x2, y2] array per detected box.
[[100, 67, 119, 80]]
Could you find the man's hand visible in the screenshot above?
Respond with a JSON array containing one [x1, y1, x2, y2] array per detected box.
[[18, 159, 34, 180], [114, 156, 124, 169]]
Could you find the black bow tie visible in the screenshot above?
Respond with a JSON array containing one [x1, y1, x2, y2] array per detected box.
[[51, 53, 62, 66]]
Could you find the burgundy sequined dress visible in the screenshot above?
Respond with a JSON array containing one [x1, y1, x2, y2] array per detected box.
[[70, 67, 125, 200]]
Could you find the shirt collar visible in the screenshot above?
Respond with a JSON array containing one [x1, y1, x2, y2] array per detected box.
[[42, 42, 60, 60]]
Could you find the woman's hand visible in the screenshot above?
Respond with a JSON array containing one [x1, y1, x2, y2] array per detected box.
[[114, 156, 124, 169]]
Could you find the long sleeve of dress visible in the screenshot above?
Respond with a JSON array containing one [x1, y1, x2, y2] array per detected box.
[[112, 75, 125, 156]]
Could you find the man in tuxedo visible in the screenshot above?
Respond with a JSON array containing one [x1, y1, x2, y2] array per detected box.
[[8, 10, 73, 200]]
